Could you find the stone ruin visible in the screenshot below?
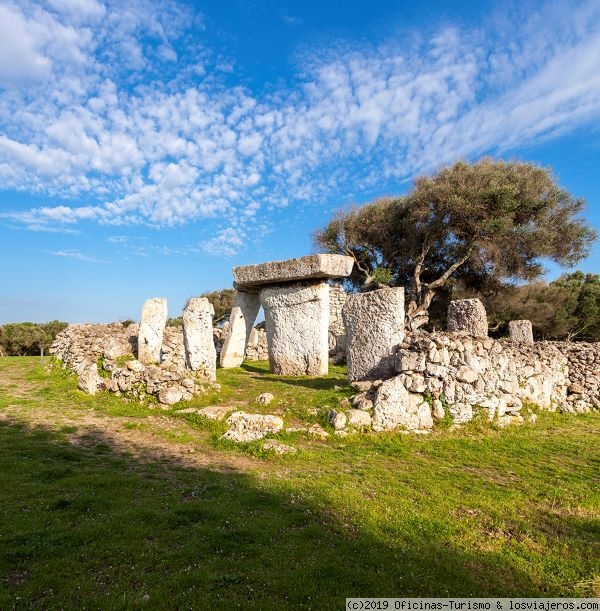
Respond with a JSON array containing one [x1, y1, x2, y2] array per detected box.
[[337, 294, 600, 434], [220, 254, 354, 375], [51, 296, 219, 406], [50, 253, 599, 437]]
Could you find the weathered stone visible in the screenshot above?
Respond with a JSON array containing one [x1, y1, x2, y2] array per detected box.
[[104, 336, 133, 360], [509, 320, 534, 344], [257, 392, 274, 405], [457, 366, 478, 384], [447, 298, 488, 337], [432, 399, 445, 421], [222, 412, 284, 442], [326, 410, 348, 430], [183, 297, 217, 381], [158, 386, 183, 405], [308, 423, 330, 439], [343, 287, 405, 381], [262, 439, 297, 455], [125, 359, 145, 373], [233, 254, 354, 290], [138, 297, 167, 364], [372, 376, 433, 431], [260, 282, 329, 376], [78, 362, 103, 395], [346, 408, 372, 427], [220, 291, 261, 368], [192, 405, 232, 420]]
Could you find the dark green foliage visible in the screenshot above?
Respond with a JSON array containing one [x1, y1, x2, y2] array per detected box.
[[315, 159, 596, 329], [483, 272, 600, 341], [0, 321, 67, 356]]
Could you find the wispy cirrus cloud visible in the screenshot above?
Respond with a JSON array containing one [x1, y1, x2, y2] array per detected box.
[[50, 248, 105, 262], [1, 0, 599, 256]]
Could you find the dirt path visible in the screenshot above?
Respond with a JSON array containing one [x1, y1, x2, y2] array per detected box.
[[0, 359, 265, 474]]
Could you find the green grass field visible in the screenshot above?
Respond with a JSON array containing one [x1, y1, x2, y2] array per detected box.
[[0, 356, 598, 609]]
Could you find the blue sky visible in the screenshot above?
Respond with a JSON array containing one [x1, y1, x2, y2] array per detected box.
[[0, 0, 599, 323]]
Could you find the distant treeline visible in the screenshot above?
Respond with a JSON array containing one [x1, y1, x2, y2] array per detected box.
[[0, 321, 68, 356]]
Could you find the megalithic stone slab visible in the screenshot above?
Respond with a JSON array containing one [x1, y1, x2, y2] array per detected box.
[[260, 282, 330, 376], [447, 298, 488, 337], [343, 287, 405, 381], [183, 297, 217, 381], [138, 297, 167, 364], [220, 291, 261, 368], [509, 320, 534, 344], [233, 254, 354, 290]]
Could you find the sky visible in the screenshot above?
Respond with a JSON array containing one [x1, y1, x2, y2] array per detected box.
[[0, 0, 599, 323]]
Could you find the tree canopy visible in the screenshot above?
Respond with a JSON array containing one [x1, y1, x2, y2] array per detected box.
[[315, 159, 596, 329], [482, 272, 600, 341], [0, 321, 68, 356]]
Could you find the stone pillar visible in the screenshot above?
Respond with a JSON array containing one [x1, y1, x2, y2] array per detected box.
[[509, 320, 534, 344], [138, 297, 167, 364], [328, 283, 348, 355], [447, 298, 488, 337], [342, 287, 405, 381], [260, 282, 329, 376], [183, 297, 217, 381], [219, 291, 261, 368]]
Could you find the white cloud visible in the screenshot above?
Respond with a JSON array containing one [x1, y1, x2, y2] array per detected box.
[[50, 249, 105, 262], [1, 0, 599, 255]]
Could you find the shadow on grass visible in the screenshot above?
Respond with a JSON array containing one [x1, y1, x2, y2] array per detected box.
[[240, 363, 350, 391], [0, 418, 591, 608]]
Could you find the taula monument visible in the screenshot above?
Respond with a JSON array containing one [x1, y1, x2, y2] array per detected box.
[[50, 252, 599, 437], [220, 254, 354, 375]]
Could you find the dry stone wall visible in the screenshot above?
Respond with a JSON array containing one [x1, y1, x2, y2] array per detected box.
[[364, 331, 599, 432], [50, 323, 218, 405]]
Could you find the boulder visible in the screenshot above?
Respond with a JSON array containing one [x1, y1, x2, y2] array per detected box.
[[343, 287, 405, 381], [509, 320, 534, 344], [346, 408, 372, 427], [78, 362, 103, 395], [138, 297, 168, 364], [372, 376, 433, 431], [183, 297, 217, 381], [158, 386, 183, 405], [220, 291, 261, 368], [233, 254, 354, 290], [222, 412, 284, 442], [257, 392, 274, 405], [260, 282, 329, 376], [447, 298, 488, 337], [326, 410, 348, 430]]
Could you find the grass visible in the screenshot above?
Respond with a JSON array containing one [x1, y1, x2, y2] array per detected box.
[[0, 356, 598, 608]]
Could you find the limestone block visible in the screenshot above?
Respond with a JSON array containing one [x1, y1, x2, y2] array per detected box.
[[346, 408, 372, 427], [447, 298, 488, 337], [260, 282, 330, 376], [233, 254, 354, 290], [222, 412, 284, 442], [372, 376, 433, 431], [78, 362, 103, 395], [158, 386, 183, 405], [183, 297, 217, 381], [138, 297, 167, 364], [343, 287, 405, 381], [509, 320, 534, 344], [220, 291, 260, 368]]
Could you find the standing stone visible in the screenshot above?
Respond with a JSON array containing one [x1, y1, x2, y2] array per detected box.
[[183, 297, 217, 381], [342, 287, 405, 381], [219, 291, 260, 368], [447, 298, 488, 337], [260, 282, 329, 376], [509, 320, 534, 344], [138, 297, 167, 364]]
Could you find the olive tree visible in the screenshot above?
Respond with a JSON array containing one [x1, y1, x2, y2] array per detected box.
[[315, 159, 596, 329]]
